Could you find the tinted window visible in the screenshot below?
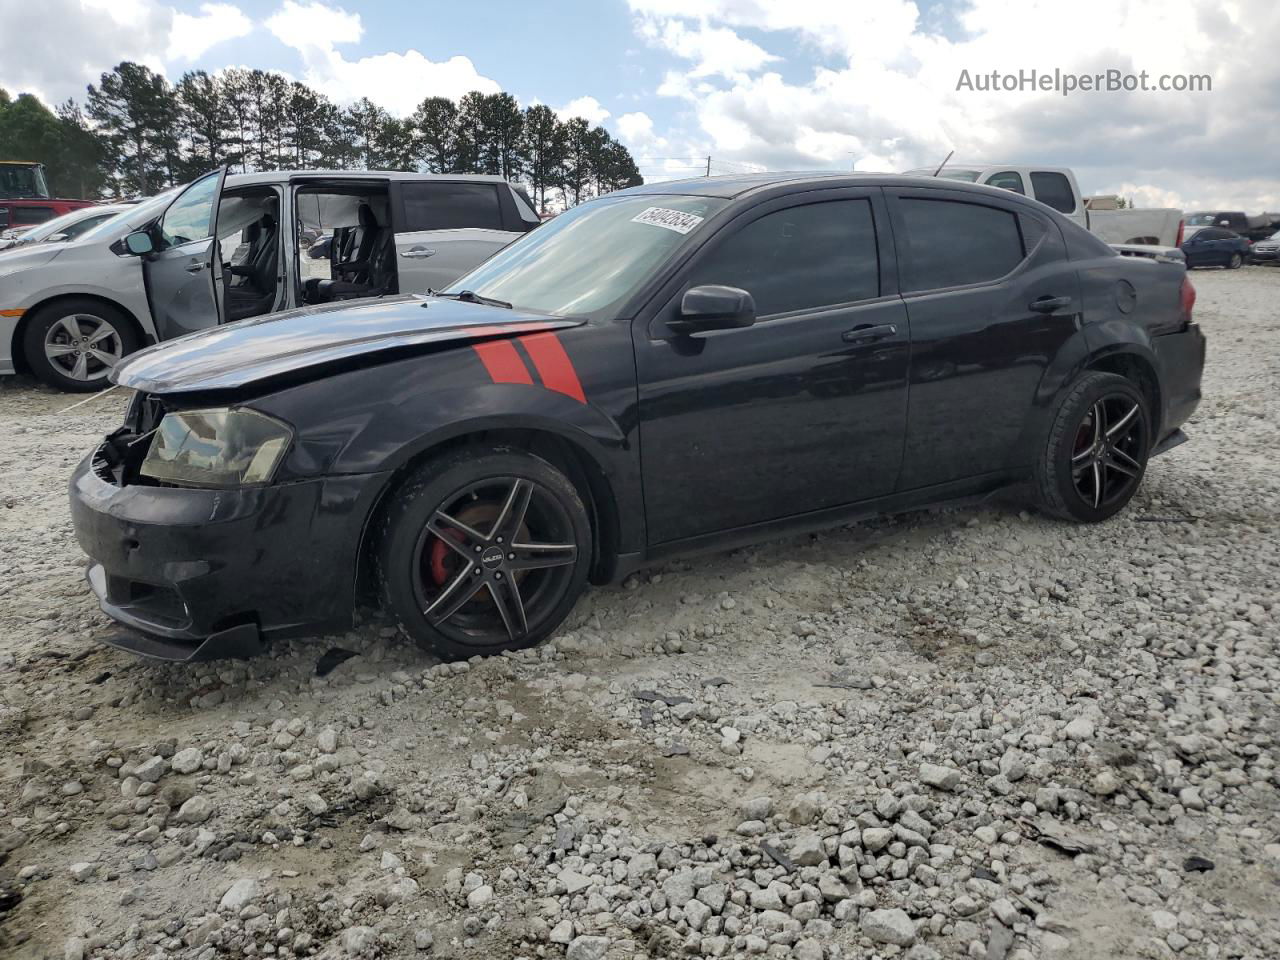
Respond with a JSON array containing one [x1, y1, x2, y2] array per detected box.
[[899, 198, 1025, 292], [986, 171, 1025, 194], [402, 182, 503, 231], [688, 200, 879, 317], [13, 206, 56, 225], [1193, 228, 1228, 241], [1030, 172, 1076, 213]]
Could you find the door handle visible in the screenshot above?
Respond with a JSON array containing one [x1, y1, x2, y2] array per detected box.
[[400, 247, 437, 259], [1029, 295, 1071, 313], [842, 323, 898, 344], [185, 261, 208, 273]]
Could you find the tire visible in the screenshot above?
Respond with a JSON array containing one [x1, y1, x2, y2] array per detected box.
[[1034, 372, 1151, 523], [21, 298, 140, 392], [377, 445, 592, 660], [1228, 252, 1243, 269]]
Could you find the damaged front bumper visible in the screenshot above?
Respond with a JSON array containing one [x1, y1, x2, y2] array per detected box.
[[69, 447, 388, 662]]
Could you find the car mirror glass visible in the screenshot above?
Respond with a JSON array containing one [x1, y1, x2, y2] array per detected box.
[[125, 231, 154, 255]]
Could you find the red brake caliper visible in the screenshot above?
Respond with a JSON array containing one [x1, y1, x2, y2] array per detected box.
[[429, 531, 463, 585]]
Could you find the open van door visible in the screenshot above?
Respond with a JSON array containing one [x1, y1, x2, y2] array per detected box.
[[141, 168, 227, 341]]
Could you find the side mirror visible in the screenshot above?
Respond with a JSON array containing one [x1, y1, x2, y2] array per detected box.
[[668, 285, 756, 337], [125, 231, 154, 255]]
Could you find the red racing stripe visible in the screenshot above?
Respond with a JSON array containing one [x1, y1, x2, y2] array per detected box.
[[519, 332, 587, 404], [472, 338, 533, 385]]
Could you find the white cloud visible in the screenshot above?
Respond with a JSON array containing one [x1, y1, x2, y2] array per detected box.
[[264, 0, 499, 116], [555, 95, 611, 126], [168, 3, 253, 62], [628, 0, 1280, 208], [0, 0, 173, 104], [636, 16, 778, 79]]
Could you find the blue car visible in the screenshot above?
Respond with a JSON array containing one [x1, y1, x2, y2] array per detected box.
[[1181, 227, 1250, 269]]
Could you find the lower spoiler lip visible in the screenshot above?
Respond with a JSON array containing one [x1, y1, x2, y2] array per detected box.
[[97, 623, 263, 662], [1150, 428, 1188, 458]]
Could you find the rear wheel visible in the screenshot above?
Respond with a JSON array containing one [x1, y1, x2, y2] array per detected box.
[[1228, 252, 1243, 269], [378, 447, 592, 660], [1035, 372, 1150, 522], [21, 298, 139, 392]]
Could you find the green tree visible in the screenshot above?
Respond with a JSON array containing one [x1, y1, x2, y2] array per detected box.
[[176, 70, 236, 175], [86, 62, 179, 194], [411, 96, 459, 173], [454, 91, 488, 173], [520, 104, 566, 212], [53, 100, 110, 198], [559, 117, 592, 206]]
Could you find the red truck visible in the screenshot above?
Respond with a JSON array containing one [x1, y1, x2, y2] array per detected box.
[[0, 162, 96, 235]]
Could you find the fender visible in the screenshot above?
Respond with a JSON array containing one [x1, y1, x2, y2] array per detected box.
[[251, 337, 645, 558]]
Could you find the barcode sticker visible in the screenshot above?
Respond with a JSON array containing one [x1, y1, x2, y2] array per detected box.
[[631, 207, 705, 234]]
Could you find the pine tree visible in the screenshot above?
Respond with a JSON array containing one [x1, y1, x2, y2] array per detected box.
[[86, 62, 180, 195], [520, 105, 566, 213], [412, 96, 459, 173]]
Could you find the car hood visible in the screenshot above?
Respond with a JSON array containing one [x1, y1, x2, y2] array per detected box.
[[111, 294, 584, 394]]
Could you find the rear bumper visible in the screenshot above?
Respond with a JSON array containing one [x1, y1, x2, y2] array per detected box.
[[69, 450, 389, 661], [1153, 322, 1206, 440]]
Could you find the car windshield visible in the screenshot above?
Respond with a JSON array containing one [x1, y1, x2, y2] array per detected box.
[[442, 194, 727, 318], [0, 164, 49, 199], [76, 191, 175, 243]]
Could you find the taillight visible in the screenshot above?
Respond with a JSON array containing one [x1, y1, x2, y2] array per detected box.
[[1175, 219, 1184, 247], [1180, 274, 1196, 325]]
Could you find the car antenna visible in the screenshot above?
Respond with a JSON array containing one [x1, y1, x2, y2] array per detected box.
[[933, 150, 955, 177]]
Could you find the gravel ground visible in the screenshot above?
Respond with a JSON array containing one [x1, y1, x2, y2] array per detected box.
[[0, 267, 1276, 960]]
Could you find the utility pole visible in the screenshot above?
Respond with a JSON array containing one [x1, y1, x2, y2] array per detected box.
[[705, 155, 712, 176]]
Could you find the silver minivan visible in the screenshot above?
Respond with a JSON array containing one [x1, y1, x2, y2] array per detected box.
[[0, 169, 539, 390]]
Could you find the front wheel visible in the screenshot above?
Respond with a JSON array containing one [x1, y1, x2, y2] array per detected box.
[[377, 447, 592, 660], [1228, 252, 1243, 269], [1035, 372, 1150, 523], [21, 298, 140, 392]]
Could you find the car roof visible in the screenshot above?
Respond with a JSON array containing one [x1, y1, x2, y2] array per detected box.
[[613, 171, 1048, 203], [223, 170, 511, 188]]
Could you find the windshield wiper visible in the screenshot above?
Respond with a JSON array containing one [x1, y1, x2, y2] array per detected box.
[[431, 289, 512, 310]]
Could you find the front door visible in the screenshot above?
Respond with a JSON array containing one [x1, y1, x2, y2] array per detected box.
[[634, 189, 910, 545], [885, 187, 1081, 490], [143, 168, 226, 341]]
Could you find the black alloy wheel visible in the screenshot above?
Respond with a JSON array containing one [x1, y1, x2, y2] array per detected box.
[[1036, 372, 1151, 522], [378, 447, 591, 659]]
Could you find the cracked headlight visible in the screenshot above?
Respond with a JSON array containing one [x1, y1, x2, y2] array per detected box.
[[140, 408, 292, 488]]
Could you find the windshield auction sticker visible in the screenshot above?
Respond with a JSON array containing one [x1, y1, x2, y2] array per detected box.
[[631, 207, 705, 234]]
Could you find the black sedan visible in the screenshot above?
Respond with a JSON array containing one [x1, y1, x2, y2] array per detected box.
[[70, 173, 1206, 662], [1180, 226, 1251, 269]]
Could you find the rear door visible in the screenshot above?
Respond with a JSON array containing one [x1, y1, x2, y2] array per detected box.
[[886, 187, 1080, 490], [389, 180, 525, 291], [143, 168, 226, 340]]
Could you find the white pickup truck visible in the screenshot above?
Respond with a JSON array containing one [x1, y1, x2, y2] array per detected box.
[[904, 163, 1184, 248]]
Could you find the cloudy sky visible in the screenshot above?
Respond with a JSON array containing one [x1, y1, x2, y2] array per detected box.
[[2, 0, 1277, 209]]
